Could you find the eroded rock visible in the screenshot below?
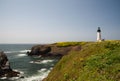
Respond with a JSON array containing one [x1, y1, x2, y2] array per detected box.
[[27, 45, 51, 56], [0, 51, 20, 77]]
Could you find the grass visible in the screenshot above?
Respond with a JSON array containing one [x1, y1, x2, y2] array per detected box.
[[56, 41, 88, 47], [44, 40, 120, 81]]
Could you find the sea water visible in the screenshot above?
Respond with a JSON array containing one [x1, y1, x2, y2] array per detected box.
[[0, 44, 60, 81]]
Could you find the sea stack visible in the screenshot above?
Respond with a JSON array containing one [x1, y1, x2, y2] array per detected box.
[[97, 27, 102, 42]]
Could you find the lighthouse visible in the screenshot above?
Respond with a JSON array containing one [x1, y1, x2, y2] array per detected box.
[[97, 27, 102, 42]]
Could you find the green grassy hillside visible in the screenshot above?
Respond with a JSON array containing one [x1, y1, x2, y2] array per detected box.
[[44, 40, 120, 81]]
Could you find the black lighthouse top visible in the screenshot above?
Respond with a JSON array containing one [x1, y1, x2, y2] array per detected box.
[[97, 27, 101, 32]]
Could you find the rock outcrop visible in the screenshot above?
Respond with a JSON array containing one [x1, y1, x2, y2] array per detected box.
[[27, 45, 51, 56], [27, 44, 81, 57], [0, 51, 20, 77]]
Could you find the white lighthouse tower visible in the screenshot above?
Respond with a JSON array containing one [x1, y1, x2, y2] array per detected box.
[[97, 27, 102, 42]]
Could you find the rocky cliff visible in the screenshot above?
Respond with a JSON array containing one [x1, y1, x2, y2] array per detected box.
[[27, 44, 81, 57], [0, 51, 20, 77]]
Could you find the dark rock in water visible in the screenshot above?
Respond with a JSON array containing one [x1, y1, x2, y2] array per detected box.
[[20, 76, 24, 78], [27, 45, 51, 56], [26, 51, 30, 55], [0, 51, 20, 77], [4, 71, 20, 77]]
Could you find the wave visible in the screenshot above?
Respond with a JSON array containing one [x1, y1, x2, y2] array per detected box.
[[0, 77, 7, 80], [0, 69, 24, 80], [17, 69, 51, 81], [5, 51, 18, 54], [5, 50, 31, 54], [33, 56, 42, 58], [19, 50, 31, 53], [41, 60, 54, 64], [38, 68, 47, 73], [17, 54, 27, 57], [9, 69, 24, 80], [29, 60, 54, 64], [13, 69, 24, 75], [0, 76, 19, 80]]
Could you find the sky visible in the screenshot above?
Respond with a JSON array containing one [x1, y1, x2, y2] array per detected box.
[[0, 0, 120, 44]]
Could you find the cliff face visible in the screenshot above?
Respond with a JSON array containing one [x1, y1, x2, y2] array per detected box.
[[43, 41, 120, 81], [27, 45, 52, 56], [0, 51, 20, 77]]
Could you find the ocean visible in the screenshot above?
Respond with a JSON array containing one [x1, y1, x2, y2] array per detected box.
[[0, 44, 60, 81]]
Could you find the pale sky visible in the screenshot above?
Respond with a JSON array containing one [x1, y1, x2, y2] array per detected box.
[[0, 0, 120, 44]]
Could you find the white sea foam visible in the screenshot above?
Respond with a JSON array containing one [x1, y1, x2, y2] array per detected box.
[[13, 69, 24, 75], [17, 54, 27, 57], [0, 76, 20, 80], [29, 60, 54, 64], [29, 61, 34, 63], [5, 51, 18, 54], [0, 77, 7, 79], [41, 68, 47, 72], [50, 67, 53, 70], [38, 68, 47, 72], [17, 69, 51, 81], [13, 69, 19, 72], [9, 77, 19, 80], [19, 50, 31, 53], [40, 60, 54, 64], [5, 50, 31, 54], [29, 60, 41, 64]]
